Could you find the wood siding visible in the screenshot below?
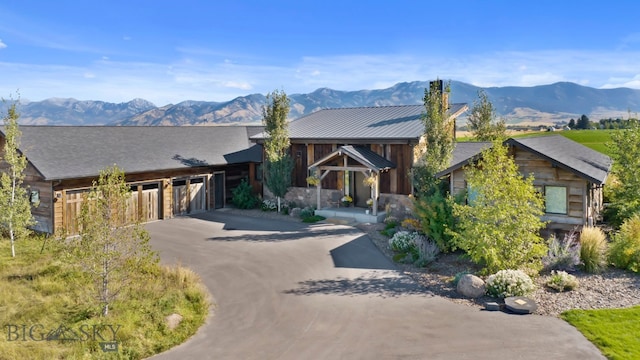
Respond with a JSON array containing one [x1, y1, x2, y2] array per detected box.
[[291, 142, 414, 196], [448, 146, 602, 231]]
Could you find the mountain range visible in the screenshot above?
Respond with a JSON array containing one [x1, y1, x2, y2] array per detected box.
[[7, 81, 640, 126]]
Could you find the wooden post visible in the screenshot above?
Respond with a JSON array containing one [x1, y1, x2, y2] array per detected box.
[[315, 168, 321, 210]]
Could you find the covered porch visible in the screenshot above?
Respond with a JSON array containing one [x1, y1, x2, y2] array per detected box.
[[308, 145, 395, 223]]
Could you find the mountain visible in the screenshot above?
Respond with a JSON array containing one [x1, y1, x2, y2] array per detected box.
[[6, 98, 156, 125], [8, 81, 640, 126]]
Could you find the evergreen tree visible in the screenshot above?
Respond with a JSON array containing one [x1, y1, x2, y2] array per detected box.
[[576, 114, 590, 129], [262, 90, 292, 212], [0, 96, 34, 257]]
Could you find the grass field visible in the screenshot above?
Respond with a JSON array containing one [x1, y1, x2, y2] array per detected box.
[[562, 306, 640, 360], [0, 236, 209, 359], [459, 129, 615, 156]]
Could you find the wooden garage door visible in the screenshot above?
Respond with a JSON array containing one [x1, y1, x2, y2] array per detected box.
[[172, 177, 207, 216]]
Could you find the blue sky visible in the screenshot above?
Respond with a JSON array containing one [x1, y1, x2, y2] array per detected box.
[[1, 1, 639, 105]]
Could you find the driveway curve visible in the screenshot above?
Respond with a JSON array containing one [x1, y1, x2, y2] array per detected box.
[[147, 211, 603, 359]]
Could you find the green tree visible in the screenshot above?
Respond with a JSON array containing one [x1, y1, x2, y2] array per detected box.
[[71, 165, 157, 316], [412, 80, 457, 251], [419, 80, 453, 180], [606, 118, 640, 226], [576, 114, 590, 129], [467, 90, 506, 141], [0, 96, 34, 257], [568, 118, 576, 129], [452, 141, 547, 274], [262, 90, 292, 212]]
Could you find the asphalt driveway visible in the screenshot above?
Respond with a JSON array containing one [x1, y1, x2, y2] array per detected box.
[[147, 211, 603, 359]]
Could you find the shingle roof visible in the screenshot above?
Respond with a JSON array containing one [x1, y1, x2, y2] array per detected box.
[[309, 145, 396, 171], [436, 136, 612, 185], [251, 104, 468, 142], [435, 142, 492, 177], [506, 135, 612, 184], [2, 126, 262, 180]]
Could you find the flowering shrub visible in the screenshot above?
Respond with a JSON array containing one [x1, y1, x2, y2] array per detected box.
[[546, 270, 578, 292], [261, 199, 277, 212], [341, 195, 353, 206], [388, 231, 439, 266], [401, 218, 422, 232], [485, 269, 535, 298], [542, 231, 581, 271], [389, 231, 416, 253], [366, 198, 374, 208]]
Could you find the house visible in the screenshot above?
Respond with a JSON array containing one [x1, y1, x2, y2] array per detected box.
[[437, 135, 612, 232], [251, 102, 468, 217], [0, 126, 263, 235]]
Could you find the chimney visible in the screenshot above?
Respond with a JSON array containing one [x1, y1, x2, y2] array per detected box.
[[429, 80, 449, 110]]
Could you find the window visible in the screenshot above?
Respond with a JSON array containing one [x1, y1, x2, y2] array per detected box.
[[466, 184, 479, 205], [545, 186, 567, 214]]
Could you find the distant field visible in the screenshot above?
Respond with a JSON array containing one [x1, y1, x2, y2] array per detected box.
[[560, 130, 613, 156], [459, 130, 615, 156]]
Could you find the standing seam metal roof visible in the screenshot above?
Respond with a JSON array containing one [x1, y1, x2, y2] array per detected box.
[[251, 104, 468, 141]]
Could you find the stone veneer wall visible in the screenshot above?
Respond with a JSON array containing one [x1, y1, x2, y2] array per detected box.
[[264, 186, 413, 217], [379, 193, 414, 219], [263, 187, 343, 209]]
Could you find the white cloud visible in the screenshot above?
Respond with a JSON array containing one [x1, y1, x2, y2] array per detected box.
[[0, 39, 6, 49], [2, 48, 640, 105]]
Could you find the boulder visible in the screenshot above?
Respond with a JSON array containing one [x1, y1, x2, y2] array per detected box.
[[165, 313, 183, 330], [290, 207, 302, 217], [457, 274, 486, 298]]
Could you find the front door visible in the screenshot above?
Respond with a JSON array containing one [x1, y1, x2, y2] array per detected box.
[[354, 171, 370, 208]]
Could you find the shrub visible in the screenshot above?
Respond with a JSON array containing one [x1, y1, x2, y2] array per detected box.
[[413, 189, 457, 252], [261, 198, 278, 212], [609, 214, 640, 272], [299, 207, 315, 219], [545, 270, 579, 292], [301, 215, 325, 223], [485, 269, 535, 298], [384, 216, 399, 228], [580, 226, 608, 273], [388, 231, 439, 266], [231, 178, 258, 209], [542, 231, 581, 271], [401, 217, 422, 232], [413, 234, 440, 267], [389, 231, 416, 253]]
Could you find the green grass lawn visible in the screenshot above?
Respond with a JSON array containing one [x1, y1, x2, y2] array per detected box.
[[459, 129, 615, 156], [0, 236, 209, 359], [561, 306, 640, 360]]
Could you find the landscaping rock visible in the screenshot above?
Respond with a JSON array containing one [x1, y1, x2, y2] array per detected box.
[[485, 302, 501, 311], [165, 313, 183, 330], [290, 207, 302, 218], [504, 296, 538, 314], [457, 274, 486, 298]]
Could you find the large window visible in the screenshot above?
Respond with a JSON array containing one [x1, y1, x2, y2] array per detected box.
[[545, 186, 567, 214]]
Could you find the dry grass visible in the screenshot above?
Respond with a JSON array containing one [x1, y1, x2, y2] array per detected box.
[[580, 226, 608, 273]]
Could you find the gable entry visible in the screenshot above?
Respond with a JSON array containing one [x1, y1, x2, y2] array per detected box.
[[308, 146, 395, 216]]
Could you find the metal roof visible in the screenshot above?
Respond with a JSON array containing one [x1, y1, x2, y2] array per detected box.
[[309, 145, 396, 172], [2, 126, 262, 181], [252, 104, 468, 141], [506, 135, 612, 185]]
